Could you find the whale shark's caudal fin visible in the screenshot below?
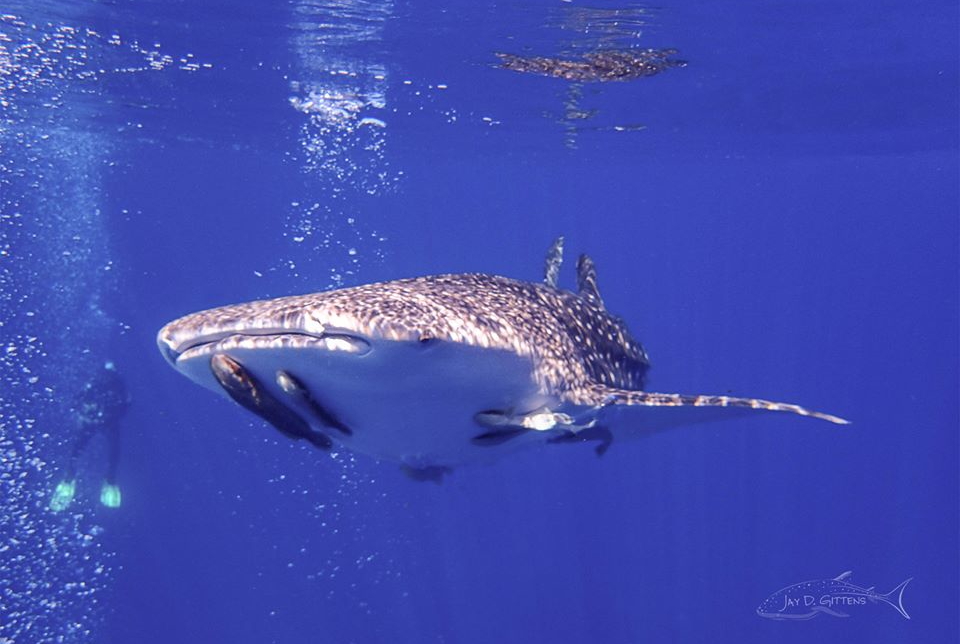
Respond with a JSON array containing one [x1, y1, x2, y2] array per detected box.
[[572, 383, 849, 425], [878, 578, 912, 619]]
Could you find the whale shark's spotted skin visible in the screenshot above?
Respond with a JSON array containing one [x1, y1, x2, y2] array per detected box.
[[158, 239, 846, 479]]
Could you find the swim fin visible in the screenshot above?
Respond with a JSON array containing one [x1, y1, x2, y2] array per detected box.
[[49, 479, 76, 512], [100, 482, 121, 508]]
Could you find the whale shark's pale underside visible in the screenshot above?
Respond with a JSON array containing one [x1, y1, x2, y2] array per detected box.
[[157, 238, 846, 480]]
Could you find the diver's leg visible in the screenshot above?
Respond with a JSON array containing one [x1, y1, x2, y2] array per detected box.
[[104, 422, 120, 484], [66, 422, 97, 478]]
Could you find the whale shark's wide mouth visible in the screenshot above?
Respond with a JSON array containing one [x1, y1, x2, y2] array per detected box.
[[160, 330, 372, 366]]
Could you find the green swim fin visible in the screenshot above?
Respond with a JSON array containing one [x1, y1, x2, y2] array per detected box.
[[100, 482, 121, 508], [49, 479, 76, 512]]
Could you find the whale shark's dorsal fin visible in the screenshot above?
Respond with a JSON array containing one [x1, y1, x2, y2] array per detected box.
[[544, 236, 564, 289], [576, 254, 604, 309], [544, 239, 603, 308]]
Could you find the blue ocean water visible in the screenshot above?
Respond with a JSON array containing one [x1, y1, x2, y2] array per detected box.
[[1, 0, 957, 642]]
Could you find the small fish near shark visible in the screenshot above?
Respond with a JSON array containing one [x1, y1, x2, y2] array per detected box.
[[157, 237, 847, 481]]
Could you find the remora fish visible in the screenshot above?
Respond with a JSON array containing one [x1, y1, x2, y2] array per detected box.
[[157, 238, 847, 480], [757, 571, 912, 620]]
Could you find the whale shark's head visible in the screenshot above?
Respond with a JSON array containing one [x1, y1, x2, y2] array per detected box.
[[159, 291, 376, 377]]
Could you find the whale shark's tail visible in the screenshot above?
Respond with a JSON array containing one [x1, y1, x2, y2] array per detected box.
[[573, 383, 849, 425]]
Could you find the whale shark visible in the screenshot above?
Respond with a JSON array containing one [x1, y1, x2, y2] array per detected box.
[[157, 238, 846, 480]]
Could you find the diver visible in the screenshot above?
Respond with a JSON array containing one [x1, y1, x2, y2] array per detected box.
[[49, 360, 130, 511]]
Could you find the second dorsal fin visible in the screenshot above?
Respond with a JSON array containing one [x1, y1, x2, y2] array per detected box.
[[576, 254, 604, 309], [543, 236, 564, 288]]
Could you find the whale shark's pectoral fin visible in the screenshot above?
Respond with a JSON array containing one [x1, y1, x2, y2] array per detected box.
[[571, 383, 849, 427]]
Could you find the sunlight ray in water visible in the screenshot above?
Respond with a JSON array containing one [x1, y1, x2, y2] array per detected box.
[[276, 0, 396, 287]]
